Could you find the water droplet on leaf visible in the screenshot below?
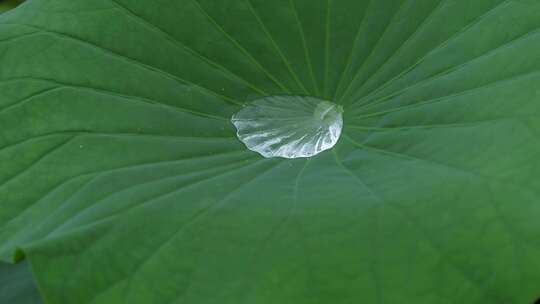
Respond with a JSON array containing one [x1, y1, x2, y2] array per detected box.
[[231, 96, 343, 159]]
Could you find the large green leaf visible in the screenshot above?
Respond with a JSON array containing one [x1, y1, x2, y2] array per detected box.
[[1, 0, 540, 303]]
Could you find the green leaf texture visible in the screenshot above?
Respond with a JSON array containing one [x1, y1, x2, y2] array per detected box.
[[1, 0, 540, 303], [0, 261, 42, 303]]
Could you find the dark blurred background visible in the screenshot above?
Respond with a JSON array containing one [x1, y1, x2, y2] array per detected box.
[[0, 0, 24, 13]]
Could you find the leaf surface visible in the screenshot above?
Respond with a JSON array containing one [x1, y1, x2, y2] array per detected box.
[[0, 261, 42, 303], [1, 0, 540, 303]]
